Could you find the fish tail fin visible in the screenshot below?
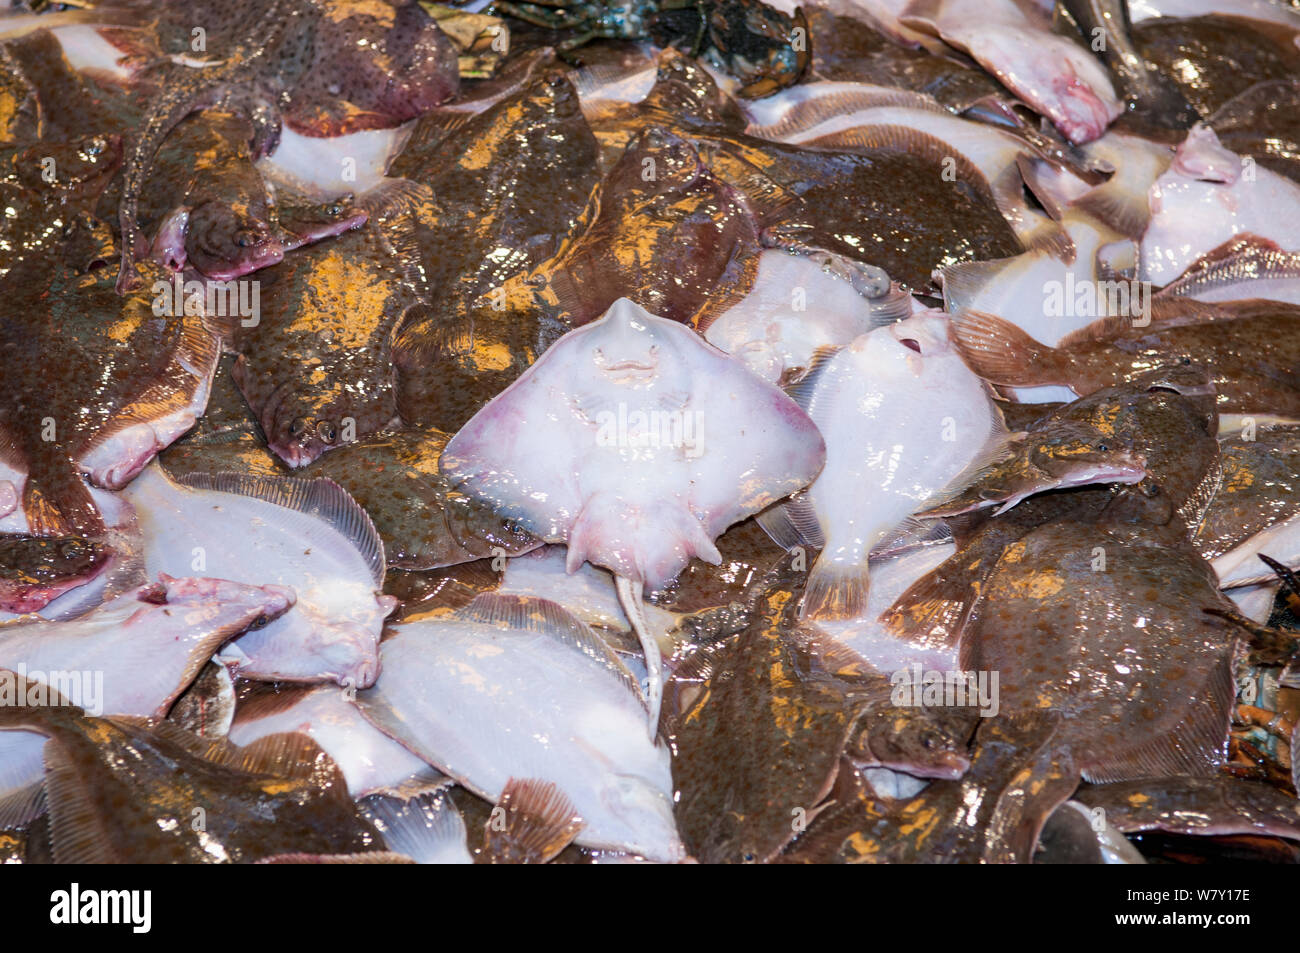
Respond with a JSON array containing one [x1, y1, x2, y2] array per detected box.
[[800, 556, 870, 622], [481, 778, 585, 864], [1017, 214, 1075, 261], [1014, 154, 1072, 222], [1074, 180, 1152, 240], [949, 310, 1073, 387], [989, 160, 1074, 261], [615, 575, 665, 739], [358, 790, 469, 864], [22, 462, 103, 537]]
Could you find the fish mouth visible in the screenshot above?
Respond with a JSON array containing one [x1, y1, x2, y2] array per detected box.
[[922, 457, 1147, 518], [195, 243, 287, 281], [268, 437, 325, 470], [597, 358, 659, 384], [992, 461, 1148, 515], [900, 752, 971, 781], [279, 209, 369, 251]]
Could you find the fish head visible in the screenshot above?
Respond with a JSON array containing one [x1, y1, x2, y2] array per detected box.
[[1062, 364, 1220, 503], [1172, 124, 1241, 185], [847, 309, 955, 379], [148, 574, 295, 631], [641, 48, 750, 132], [702, 1, 810, 99], [527, 69, 584, 124], [268, 410, 352, 470], [10, 135, 121, 199], [601, 773, 686, 863], [609, 126, 706, 199], [297, 614, 385, 691], [888, 310, 951, 356], [0, 534, 113, 615], [1128, 362, 1217, 401], [855, 706, 978, 781], [920, 424, 1147, 518], [585, 298, 692, 397], [276, 195, 369, 253], [297, 0, 459, 130], [184, 200, 286, 280]]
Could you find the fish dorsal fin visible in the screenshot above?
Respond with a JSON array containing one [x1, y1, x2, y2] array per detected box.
[[157, 720, 346, 788], [808, 124, 992, 198], [1054, 314, 1139, 349], [0, 781, 45, 832], [872, 516, 956, 558], [173, 470, 386, 587], [256, 851, 414, 864], [569, 61, 656, 105], [455, 593, 645, 707], [756, 492, 826, 553], [1015, 153, 1071, 221], [43, 740, 115, 865], [881, 565, 972, 651], [749, 86, 946, 141], [106, 715, 327, 782], [1160, 241, 1300, 298], [360, 178, 435, 226]]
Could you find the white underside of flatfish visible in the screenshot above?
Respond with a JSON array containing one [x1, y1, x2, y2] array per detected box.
[[356, 594, 685, 862], [122, 465, 395, 688]]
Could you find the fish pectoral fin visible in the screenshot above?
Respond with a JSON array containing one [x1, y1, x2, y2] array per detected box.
[[481, 777, 585, 864]]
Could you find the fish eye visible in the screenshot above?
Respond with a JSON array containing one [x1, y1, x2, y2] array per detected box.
[[741, 851, 758, 863], [1095, 443, 1109, 452], [83, 139, 103, 157], [1180, 356, 1191, 365], [289, 417, 310, 437], [234, 228, 262, 248], [317, 421, 338, 444], [59, 541, 84, 559]]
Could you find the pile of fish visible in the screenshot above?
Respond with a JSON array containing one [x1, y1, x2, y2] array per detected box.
[[2, 0, 1300, 864]]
